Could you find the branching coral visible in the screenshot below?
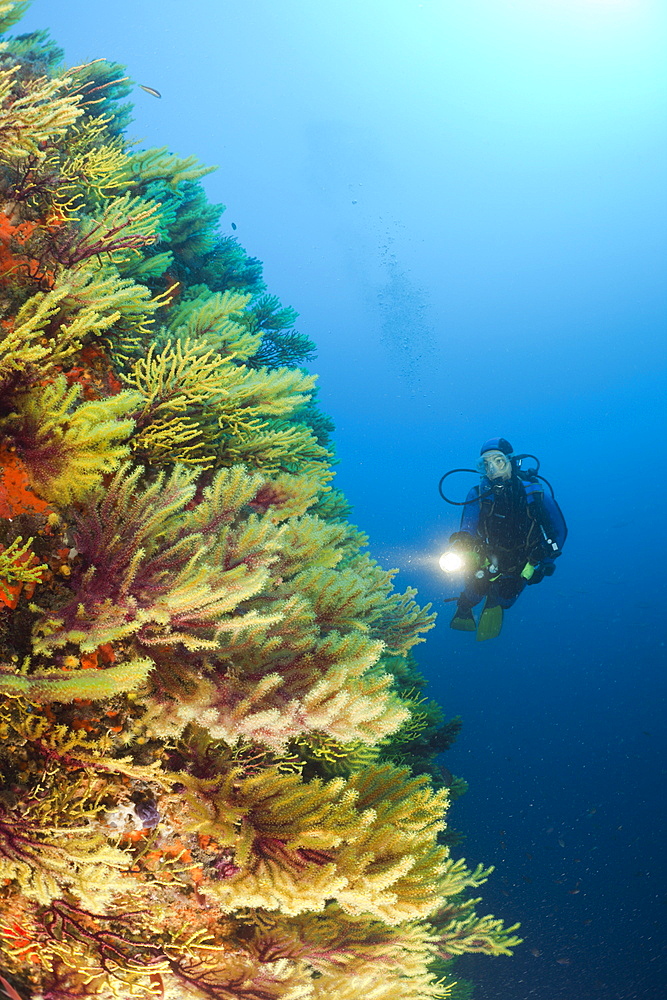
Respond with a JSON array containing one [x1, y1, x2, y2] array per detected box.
[[0, 64, 83, 161], [0, 279, 84, 384], [0, 534, 45, 606], [0, 117, 128, 228], [116, 144, 217, 192], [0, 1, 30, 33], [37, 192, 162, 269], [121, 335, 332, 477], [2, 375, 139, 503], [433, 899, 522, 959], [29, 463, 287, 663], [0, 7, 520, 999], [0, 256, 163, 394], [0, 653, 155, 701], [166, 288, 258, 358], [51, 118, 129, 212]]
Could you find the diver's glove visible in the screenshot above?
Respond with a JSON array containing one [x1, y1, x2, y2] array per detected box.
[[521, 560, 556, 585], [445, 532, 483, 575], [520, 562, 537, 581]]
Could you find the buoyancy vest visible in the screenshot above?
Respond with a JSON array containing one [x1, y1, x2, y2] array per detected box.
[[478, 478, 551, 573]]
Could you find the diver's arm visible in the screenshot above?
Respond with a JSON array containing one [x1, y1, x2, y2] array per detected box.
[[540, 492, 567, 555], [522, 491, 566, 583]]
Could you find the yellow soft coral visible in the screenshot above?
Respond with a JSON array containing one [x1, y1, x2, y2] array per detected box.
[[7, 376, 139, 503], [167, 288, 258, 359], [123, 336, 329, 475], [0, 66, 83, 160]]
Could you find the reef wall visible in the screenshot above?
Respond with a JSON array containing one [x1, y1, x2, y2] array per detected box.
[[0, 3, 520, 997]]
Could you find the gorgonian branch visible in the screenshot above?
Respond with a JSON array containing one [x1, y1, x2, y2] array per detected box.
[[43, 899, 163, 973], [0, 811, 46, 866], [34, 213, 159, 269]]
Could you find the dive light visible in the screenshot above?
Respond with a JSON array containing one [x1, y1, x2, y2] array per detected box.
[[439, 550, 465, 574]]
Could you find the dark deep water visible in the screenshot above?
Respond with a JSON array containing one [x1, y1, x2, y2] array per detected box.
[[22, 1, 667, 997], [331, 376, 667, 1000]]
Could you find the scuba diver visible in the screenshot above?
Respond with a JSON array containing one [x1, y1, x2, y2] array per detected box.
[[438, 438, 567, 641]]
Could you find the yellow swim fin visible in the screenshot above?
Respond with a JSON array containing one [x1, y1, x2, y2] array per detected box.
[[476, 602, 503, 641]]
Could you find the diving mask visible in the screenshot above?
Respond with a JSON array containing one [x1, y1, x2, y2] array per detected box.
[[478, 450, 512, 481]]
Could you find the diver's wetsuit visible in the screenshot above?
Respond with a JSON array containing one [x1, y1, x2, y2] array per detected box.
[[456, 474, 566, 613]]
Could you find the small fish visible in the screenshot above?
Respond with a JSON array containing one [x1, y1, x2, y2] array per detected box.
[[231, 222, 237, 230], [558, 838, 566, 848], [139, 84, 161, 98], [556, 957, 571, 966], [530, 948, 542, 958]]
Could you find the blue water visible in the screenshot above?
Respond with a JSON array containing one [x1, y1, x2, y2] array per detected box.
[[21, 2, 667, 996]]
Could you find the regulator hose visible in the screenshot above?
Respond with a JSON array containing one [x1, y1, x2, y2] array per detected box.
[[438, 469, 491, 506]]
